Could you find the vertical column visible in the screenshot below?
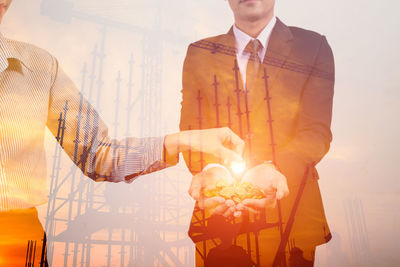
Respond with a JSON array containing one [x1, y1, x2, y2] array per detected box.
[[262, 67, 286, 267], [233, 59, 243, 139], [196, 89, 207, 259], [213, 75, 222, 164], [46, 100, 68, 265], [70, 63, 87, 266], [196, 90, 204, 168], [243, 84, 252, 156], [85, 28, 107, 266], [213, 75, 220, 128], [226, 97, 232, 129], [40, 233, 48, 267], [77, 45, 99, 266], [262, 68, 276, 164], [121, 53, 135, 267]]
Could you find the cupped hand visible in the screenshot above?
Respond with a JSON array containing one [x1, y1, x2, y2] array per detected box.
[[240, 163, 289, 213], [188, 166, 238, 217]]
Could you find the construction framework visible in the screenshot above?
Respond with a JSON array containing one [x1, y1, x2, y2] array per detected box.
[[40, 1, 194, 266]]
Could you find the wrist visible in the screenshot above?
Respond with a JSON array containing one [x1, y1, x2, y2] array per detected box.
[[163, 133, 183, 164], [164, 133, 176, 155]]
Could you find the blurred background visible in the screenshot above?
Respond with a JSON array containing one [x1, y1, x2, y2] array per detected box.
[[2, 0, 399, 266]]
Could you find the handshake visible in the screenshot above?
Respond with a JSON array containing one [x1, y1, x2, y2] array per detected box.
[[188, 162, 290, 218]]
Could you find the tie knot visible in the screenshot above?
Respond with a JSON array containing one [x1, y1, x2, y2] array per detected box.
[[245, 39, 263, 56], [245, 39, 263, 63]]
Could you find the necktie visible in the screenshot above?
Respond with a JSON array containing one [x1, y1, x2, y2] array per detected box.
[[243, 39, 263, 151], [245, 39, 263, 91]]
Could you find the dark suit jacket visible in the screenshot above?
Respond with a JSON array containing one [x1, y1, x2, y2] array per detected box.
[[180, 18, 334, 266]]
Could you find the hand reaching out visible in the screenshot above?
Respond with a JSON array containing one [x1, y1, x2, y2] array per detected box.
[[164, 127, 245, 163]]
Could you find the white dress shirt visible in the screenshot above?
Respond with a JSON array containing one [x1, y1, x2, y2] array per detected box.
[[0, 33, 166, 211], [233, 16, 277, 87]]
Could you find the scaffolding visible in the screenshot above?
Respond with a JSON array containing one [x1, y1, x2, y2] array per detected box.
[[344, 198, 372, 267], [41, 1, 194, 266]]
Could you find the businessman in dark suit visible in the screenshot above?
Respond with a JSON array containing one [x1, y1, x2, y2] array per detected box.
[[180, 0, 334, 266]]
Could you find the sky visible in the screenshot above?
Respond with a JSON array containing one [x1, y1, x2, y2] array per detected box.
[[1, 0, 399, 266]]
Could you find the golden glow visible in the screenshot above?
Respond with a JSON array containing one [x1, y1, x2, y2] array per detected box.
[[230, 160, 246, 176]]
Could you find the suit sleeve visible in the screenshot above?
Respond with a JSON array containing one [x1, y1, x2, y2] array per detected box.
[[275, 36, 335, 186], [46, 57, 168, 183], [179, 44, 222, 174]]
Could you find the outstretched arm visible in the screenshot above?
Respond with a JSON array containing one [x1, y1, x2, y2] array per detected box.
[[46, 58, 243, 183]]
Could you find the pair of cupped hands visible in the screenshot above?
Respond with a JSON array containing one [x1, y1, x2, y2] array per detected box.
[[188, 162, 290, 218]]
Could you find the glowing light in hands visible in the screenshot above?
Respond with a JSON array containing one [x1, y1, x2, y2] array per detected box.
[[230, 160, 246, 176]]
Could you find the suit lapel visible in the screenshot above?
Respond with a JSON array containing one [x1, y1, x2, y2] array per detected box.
[[250, 18, 294, 110], [221, 27, 237, 50], [264, 17, 293, 82]]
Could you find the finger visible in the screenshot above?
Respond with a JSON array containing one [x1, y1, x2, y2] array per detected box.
[[212, 202, 231, 216], [221, 206, 235, 218], [188, 177, 203, 200], [264, 191, 278, 208], [225, 128, 245, 155], [266, 198, 277, 209], [189, 185, 202, 200], [233, 211, 242, 218], [203, 196, 226, 210], [276, 177, 289, 199], [264, 189, 277, 199], [263, 192, 278, 209], [198, 197, 205, 209], [220, 146, 243, 164], [225, 199, 235, 207], [242, 198, 268, 210], [239, 203, 260, 215], [236, 203, 245, 211]]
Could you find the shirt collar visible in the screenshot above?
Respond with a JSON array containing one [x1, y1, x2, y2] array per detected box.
[[0, 32, 33, 73], [233, 16, 277, 58]]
